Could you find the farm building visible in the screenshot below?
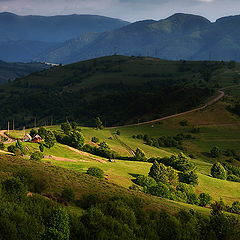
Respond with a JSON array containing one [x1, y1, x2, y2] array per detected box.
[[22, 134, 32, 142], [32, 134, 42, 143]]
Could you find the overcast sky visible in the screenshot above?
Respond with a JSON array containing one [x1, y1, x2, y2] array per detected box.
[[0, 0, 239, 22]]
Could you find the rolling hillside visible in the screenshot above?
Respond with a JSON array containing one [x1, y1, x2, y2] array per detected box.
[[36, 13, 240, 64], [1, 55, 237, 128], [0, 60, 50, 84]]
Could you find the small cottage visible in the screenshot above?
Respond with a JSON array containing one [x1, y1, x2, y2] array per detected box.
[[32, 134, 42, 143], [22, 134, 32, 142]]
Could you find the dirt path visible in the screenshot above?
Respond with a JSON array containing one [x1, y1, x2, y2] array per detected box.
[[111, 133, 135, 156], [0, 150, 14, 155], [67, 146, 107, 163], [0, 130, 16, 144], [45, 155, 79, 162], [108, 88, 227, 129]]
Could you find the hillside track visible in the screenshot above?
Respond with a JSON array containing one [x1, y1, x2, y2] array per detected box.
[[0, 130, 16, 144], [111, 133, 135, 156], [108, 87, 237, 129]]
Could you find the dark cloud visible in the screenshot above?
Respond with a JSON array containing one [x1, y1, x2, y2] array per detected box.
[[0, 0, 239, 22]]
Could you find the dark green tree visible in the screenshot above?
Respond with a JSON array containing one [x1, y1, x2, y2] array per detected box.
[[199, 193, 212, 207], [38, 127, 47, 138], [134, 148, 146, 161], [91, 137, 99, 143], [61, 187, 75, 202], [179, 171, 199, 186], [44, 130, 56, 149], [87, 167, 104, 179], [68, 131, 84, 149], [61, 122, 72, 134], [39, 143, 44, 152], [211, 162, 227, 180], [16, 139, 26, 155], [29, 129, 37, 138], [0, 142, 5, 150], [149, 161, 179, 185], [95, 117, 104, 130], [2, 177, 26, 196], [43, 207, 70, 240], [210, 146, 221, 158], [30, 151, 44, 161]]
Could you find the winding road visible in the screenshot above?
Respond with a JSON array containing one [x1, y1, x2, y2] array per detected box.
[[108, 88, 227, 129], [0, 130, 16, 144]]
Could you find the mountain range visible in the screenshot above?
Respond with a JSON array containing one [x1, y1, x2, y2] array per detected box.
[[0, 12, 129, 62], [2, 12, 240, 63], [37, 13, 240, 64]]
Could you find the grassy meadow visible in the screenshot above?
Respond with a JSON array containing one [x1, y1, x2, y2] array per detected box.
[[3, 96, 240, 205]]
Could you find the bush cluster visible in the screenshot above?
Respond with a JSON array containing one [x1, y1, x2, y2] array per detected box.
[[82, 142, 119, 159], [134, 159, 206, 207], [133, 133, 194, 149]]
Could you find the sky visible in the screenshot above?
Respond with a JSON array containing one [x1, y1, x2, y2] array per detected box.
[[0, 0, 239, 22]]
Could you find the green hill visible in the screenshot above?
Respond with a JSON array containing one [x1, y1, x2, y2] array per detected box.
[[0, 55, 239, 128], [0, 60, 50, 84]]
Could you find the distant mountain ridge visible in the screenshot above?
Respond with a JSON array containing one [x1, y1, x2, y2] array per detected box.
[[0, 61, 50, 84], [0, 12, 129, 62], [36, 13, 240, 63], [0, 12, 129, 42]]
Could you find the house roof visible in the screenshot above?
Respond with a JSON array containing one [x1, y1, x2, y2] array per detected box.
[[33, 134, 42, 139], [24, 134, 32, 140]]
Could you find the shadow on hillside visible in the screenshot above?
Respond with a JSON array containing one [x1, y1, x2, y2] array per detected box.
[[201, 152, 212, 158]]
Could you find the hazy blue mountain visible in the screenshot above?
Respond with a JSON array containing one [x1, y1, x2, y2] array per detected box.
[[0, 12, 129, 42], [0, 40, 58, 62], [0, 61, 50, 84], [0, 12, 129, 62], [36, 13, 240, 63]]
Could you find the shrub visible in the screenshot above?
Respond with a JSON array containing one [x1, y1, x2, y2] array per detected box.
[[44, 130, 56, 149], [199, 193, 212, 207], [91, 137, 99, 143], [16, 139, 26, 155], [30, 129, 37, 137], [116, 130, 121, 136], [210, 146, 221, 158], [211, 162, 227, 180], [179, 120, 188, 126], [61, 187, 75, 202], [149, 153, 196, 172], [87, 167, 104, 179], [14, 168, 49, 193], [30, 151, 44, 161], [230, 201, 240, 214], [134, 148, 146, 161], [2, 177, 26, 196], [38, 127, 47, 138], [7, 145, 19, 155], [191, 127, 200, 134], [179, 171, 199, 186], [39, 143, 44, 152], [67, 130, 84, 149], [134, 175, 157, 188], [61, 122, 72, 134], [227, 174, 240, 182], [149, 161, 179, 185], [0, 142, 5, 150]]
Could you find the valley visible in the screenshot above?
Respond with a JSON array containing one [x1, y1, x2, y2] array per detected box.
[[0, 56, 240, 240]]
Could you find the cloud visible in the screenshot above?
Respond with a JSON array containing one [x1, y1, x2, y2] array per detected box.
[[0, 0, 239, 22]]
